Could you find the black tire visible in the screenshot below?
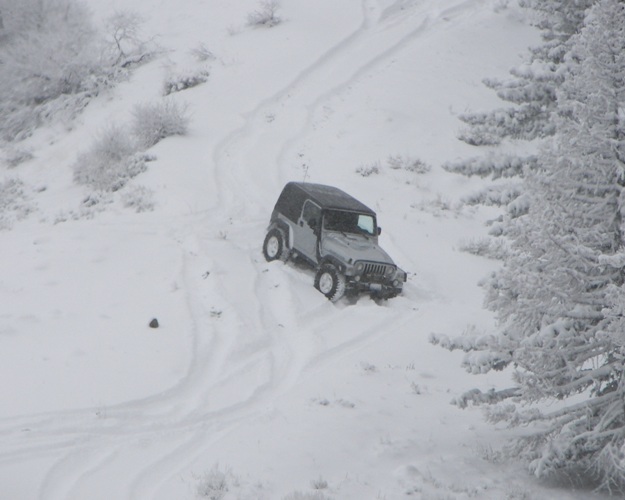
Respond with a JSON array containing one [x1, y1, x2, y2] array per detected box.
[[263, 227, 289, 262], [314, 264, 346, 302]]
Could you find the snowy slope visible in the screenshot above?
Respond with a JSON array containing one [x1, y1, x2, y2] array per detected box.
[[0, 0, 611, 499]]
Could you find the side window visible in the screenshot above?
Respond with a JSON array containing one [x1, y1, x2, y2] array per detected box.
[[301, 200, 321, 228]]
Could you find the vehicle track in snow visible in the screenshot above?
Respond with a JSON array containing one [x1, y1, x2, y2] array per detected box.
[[0, 1, 488, 498]]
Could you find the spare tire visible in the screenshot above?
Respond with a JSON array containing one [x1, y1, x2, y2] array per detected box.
[[263, 227, 289, 262]]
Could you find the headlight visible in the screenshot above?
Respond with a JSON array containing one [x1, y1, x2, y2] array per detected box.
[[385, 266, 394, 277], [355, 262, 364, 273]]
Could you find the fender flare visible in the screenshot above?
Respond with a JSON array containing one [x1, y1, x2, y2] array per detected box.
[[318, 255, 346, 274]]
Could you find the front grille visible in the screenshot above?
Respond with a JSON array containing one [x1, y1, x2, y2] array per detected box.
[[361, 262, 394, 280]]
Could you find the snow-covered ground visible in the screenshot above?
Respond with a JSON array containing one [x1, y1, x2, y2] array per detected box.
[[0, 1, 612, 498]]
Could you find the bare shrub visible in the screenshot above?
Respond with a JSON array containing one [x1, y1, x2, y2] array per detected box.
[[131, 100, 190, 149], [310, 476, 329, 490], [105, 10, 155, 67], [196, 464, 237, 500], [356, 162, 380, 177], [247, 0, 282, 28]]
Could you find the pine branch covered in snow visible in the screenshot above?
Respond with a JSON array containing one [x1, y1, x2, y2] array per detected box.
[[443, 154, 537, 180], [461, 183, 523, 208]]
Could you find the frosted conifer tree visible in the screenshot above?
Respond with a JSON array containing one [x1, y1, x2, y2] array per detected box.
[[433, 0, 625, 491]]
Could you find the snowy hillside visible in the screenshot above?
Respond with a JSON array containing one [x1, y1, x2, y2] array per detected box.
[[0, 1, 611, 499]]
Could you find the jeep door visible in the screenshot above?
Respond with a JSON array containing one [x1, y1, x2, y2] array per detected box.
[[294, 200, 321, 262]]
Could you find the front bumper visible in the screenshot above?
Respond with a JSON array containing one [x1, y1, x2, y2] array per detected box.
[[346, 264, 406, 298], [348, 281, 403, 298]]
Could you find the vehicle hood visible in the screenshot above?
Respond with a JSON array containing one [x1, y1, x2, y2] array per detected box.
[[322, 232, 395, 265]]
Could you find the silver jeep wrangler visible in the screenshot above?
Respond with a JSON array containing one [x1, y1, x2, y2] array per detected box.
[[263, 182, 407, 302]]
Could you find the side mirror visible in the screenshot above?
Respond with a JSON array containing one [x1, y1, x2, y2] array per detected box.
[[377, 227, 382, 235]]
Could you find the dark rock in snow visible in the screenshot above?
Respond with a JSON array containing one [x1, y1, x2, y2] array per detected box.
[[149, 318, 159, 328]]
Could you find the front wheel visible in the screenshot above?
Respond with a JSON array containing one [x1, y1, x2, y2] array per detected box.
[[263, 228, 289, 262], [314, 264, 346, 302]]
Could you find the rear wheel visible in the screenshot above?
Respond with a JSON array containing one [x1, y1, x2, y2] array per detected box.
[[263, 228, 289, 262], [314, 264, 346, 302]]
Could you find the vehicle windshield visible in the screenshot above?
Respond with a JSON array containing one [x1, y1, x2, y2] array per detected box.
[[323, 210, 376, 236]]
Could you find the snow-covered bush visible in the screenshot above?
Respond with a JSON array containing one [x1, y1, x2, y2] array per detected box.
[[189, 43, 215, 62], [72, 126, 151, 192], [73, 99, 188, 199], [74, 151, 151, 193], [247, 0, 282, 28], [195, 465, 235, 499], [310, 476, 329, 490], [387, 154, 431, 174], [131, 100, 190, 149], [54, 192, 114, 223], [0, 177, 35, 229], [163, 69, 209, 96], [355, 162, 380, 177], [121, 185, 155, 212]]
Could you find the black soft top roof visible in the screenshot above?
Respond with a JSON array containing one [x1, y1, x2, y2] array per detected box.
[[275, 182, 376, 222]]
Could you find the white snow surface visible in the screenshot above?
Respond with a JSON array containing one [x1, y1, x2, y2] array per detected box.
[[0, 1, 611, 499]]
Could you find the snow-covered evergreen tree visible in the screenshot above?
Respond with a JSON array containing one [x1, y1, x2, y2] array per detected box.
[[434, 0, 625, 491]]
